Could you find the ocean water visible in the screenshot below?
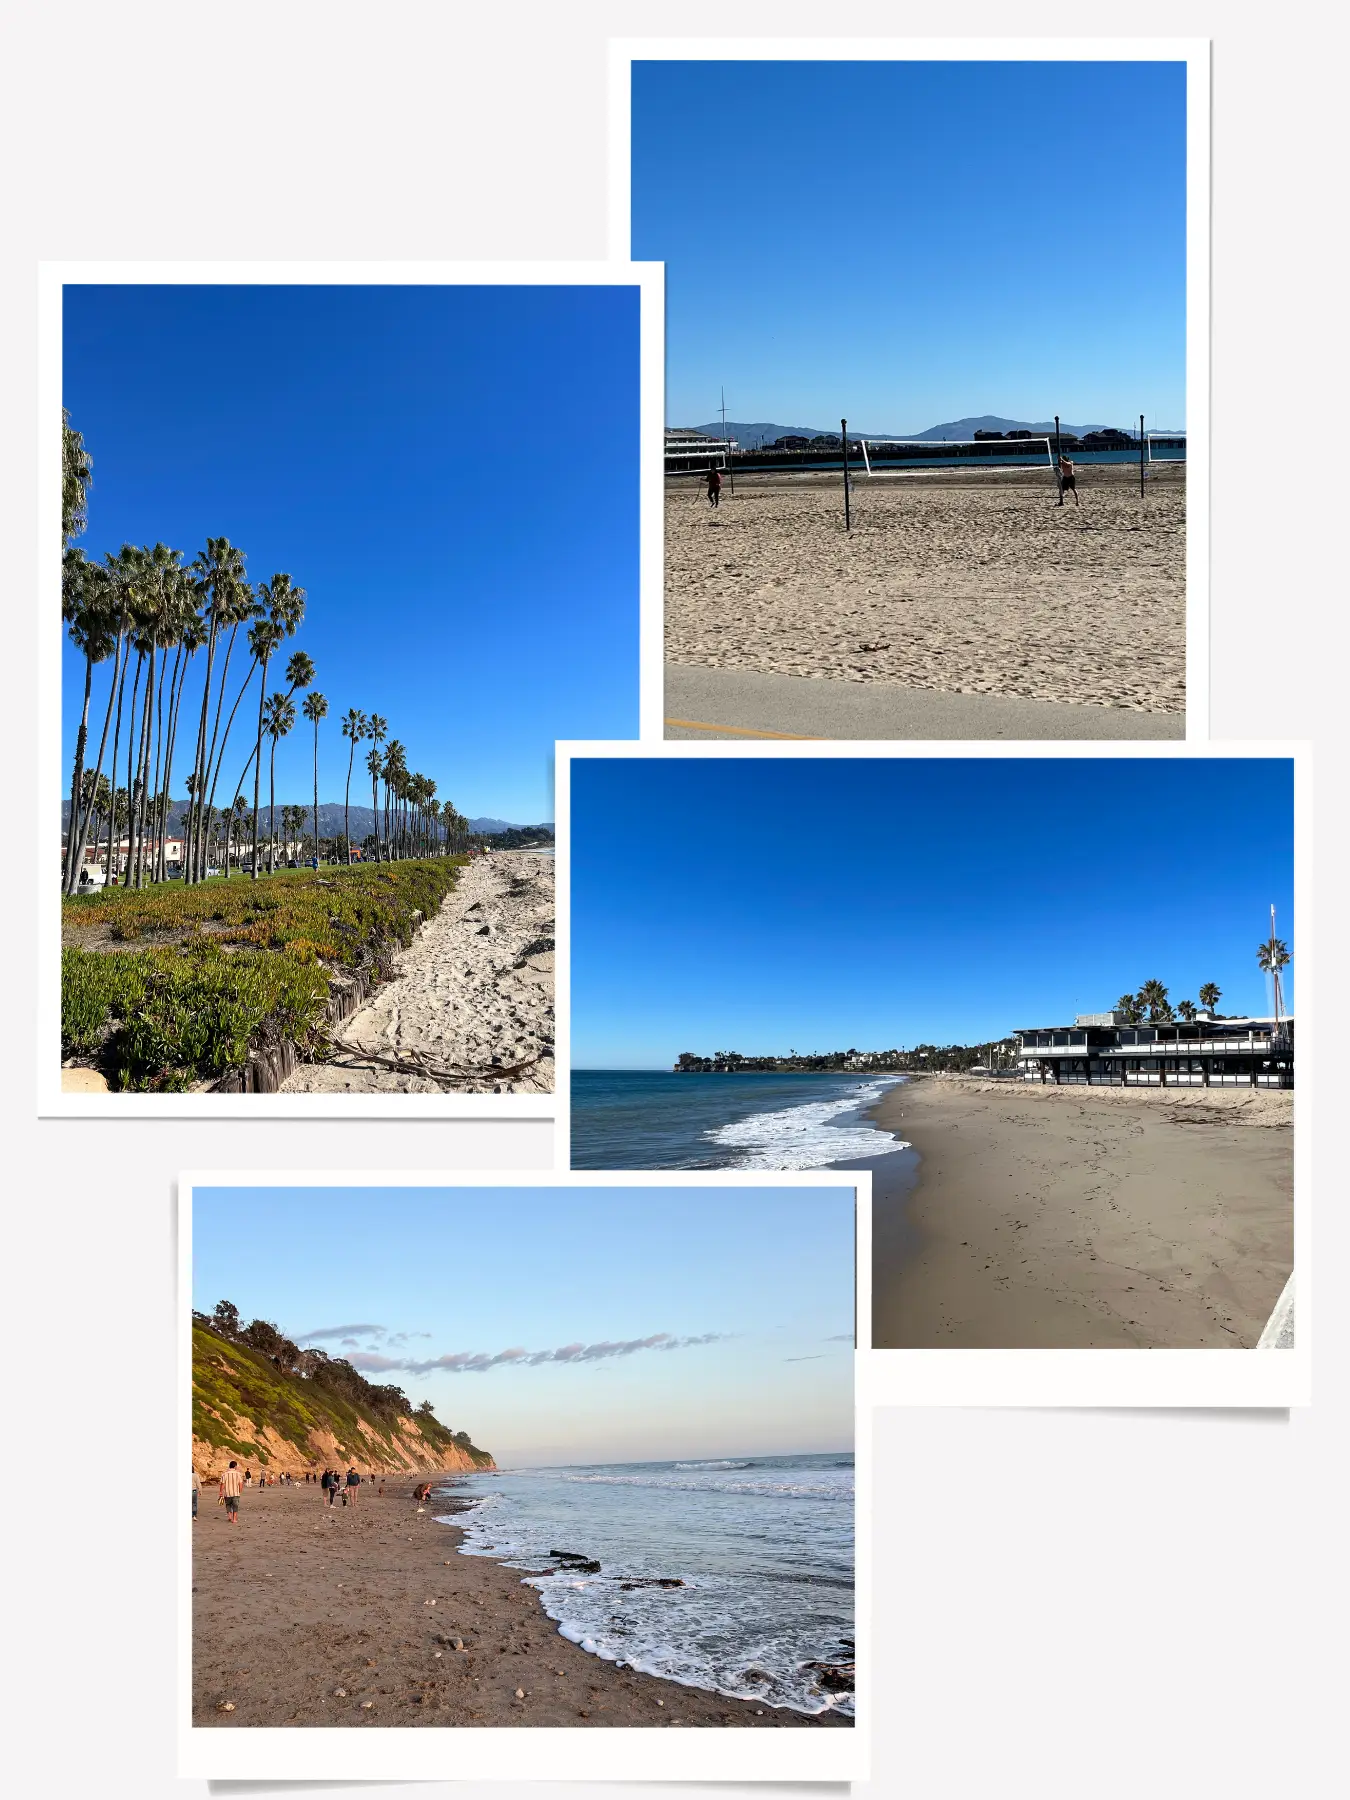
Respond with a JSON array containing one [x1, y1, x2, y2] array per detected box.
[[571, 1069, 909, 1170], [440, 1453, 854, 1715]]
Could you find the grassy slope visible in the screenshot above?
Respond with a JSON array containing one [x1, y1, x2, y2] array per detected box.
[[192, 1326, 494, 1471], [61, 858, 464, 1089]]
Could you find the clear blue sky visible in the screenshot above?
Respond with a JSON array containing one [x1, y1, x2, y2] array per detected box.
[[570, 758, 1294, 1067], [192, 1185, 854, 1465], [633, 60, 1186, 431], [63, 283, 640, 824]]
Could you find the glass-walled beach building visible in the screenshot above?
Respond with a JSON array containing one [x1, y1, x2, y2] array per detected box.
[[1015, 1012, 1294, 1089]]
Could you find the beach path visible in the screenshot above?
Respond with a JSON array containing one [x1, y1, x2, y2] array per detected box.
[[280, 850, 553, 1094], [665, 665, 1185, 740]]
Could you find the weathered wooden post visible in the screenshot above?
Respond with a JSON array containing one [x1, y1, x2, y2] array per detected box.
[[842, 417, 851, 531], [1140, 413, 1146, 499], [1054, 414, 1063, 502]]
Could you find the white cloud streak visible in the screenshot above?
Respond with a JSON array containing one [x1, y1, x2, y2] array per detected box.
[[345, 1332, 732, 1376]]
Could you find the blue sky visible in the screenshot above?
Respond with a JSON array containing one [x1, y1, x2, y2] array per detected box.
[[192, 1185, 854, 1465], [63, 283, 640, 824], [570, 758, 1294, 1067], [633, 60, 1186, 430]]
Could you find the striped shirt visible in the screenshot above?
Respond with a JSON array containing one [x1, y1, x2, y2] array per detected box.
[[219, 1467, 244, 1498]]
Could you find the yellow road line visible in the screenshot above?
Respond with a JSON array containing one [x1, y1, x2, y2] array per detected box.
[[664, 717, 823, 740]]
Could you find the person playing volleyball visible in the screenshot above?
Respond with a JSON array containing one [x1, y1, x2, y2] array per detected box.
[[704, 463, 722, 508], [1057, 453, 1079, 507]]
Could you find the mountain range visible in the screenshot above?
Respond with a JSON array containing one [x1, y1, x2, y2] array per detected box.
[[62, 800, 549, 837], [693, 416, 1183, 444]]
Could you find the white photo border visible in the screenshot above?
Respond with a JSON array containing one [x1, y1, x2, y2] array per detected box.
[[177, 1166, 870, 1782], [42, 258, 664, 1119], [554, 737, 1310, 1410], [608, 37, 1211, 743]]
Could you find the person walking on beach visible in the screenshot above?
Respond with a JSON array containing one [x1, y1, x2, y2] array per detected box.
[[704, 463, 722, 508], [1057, 453, 1079, 507], [219, 1460, 244, 1524], [192, 1465, 200, 1521], [345, 1466, 361, 1507]]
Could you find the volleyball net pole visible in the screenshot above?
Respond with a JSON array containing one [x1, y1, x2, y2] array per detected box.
[[842, 417, 851, 531], [1140, 414, 1146, 500], [1054, 414, 1063, 501]]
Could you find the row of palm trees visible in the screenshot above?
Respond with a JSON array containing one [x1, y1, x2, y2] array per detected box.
[[1114, 933, 1292, 1027], [60, 413, 473, 894]]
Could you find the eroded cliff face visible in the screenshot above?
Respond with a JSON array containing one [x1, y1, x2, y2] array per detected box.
[[192, 1400, 492, 1478]]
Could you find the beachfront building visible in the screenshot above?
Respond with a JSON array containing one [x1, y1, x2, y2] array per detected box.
[[665, 428, 734, 472], [1014, 1011, 1294, 1088]]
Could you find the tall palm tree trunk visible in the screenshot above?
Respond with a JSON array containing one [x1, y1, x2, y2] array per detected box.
[[63, 650, 95, 893], [204, 656, 258, 851], [132, 640, 157, 888], [121, 654, 143, 886], [268, 736, 279, 876], [187, 617, 219, 884], [344, 741, 356, 867], [67, 629, 123, 895], [250, 657, 270, 880], [312, 722, 320, 872]]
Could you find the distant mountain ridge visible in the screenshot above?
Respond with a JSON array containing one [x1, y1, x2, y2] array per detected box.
[[692, 416, 1184, 444], [61, 799, 550, 837]]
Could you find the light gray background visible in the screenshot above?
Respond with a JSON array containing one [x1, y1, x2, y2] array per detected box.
[[2, 1, 1342, 1796]]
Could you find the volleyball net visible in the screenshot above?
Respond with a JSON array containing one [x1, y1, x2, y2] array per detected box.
[[858, 436, 1054, 474]]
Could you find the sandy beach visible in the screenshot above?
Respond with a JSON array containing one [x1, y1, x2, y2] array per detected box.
[[871, 1076, 1292, 1348], [282, 851, 553, 1094], [193, 1476, 848, 1728], [666, 464, 1184, 715]]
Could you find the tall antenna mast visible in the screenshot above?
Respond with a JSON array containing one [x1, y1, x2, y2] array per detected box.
[[719, 386, 734, 495], [1269, 903, 1284, 1029]]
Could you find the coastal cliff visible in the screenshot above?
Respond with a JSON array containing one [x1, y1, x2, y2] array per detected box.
[[192, 1322, 494, 1476]]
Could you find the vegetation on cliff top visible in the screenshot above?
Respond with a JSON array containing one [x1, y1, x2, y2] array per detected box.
[[192, 1305, 493, 1471]]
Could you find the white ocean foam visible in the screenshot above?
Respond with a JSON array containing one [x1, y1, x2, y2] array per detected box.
[[674, 1459, 751, 1470], [706, 1077, 909, 1171], [448, 1464, 854, 1715]]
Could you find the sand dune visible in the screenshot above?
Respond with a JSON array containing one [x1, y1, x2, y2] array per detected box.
[[282, 851, 553, 1094], [666, 465, 1185, 713]]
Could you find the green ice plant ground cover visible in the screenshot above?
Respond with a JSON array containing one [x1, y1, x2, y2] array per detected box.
[[61, 859, 463, 1089]]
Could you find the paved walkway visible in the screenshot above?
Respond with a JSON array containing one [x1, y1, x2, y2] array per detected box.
[[665, 665, 1186, 741]]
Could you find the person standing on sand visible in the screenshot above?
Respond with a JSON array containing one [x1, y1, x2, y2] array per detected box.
[[192, 1465, 200, 1521], [1057, 454, 1080, 507], [219, 1460, 244, 1523], [346, 1466, 361, 1506], [704, 463, 722, 508]]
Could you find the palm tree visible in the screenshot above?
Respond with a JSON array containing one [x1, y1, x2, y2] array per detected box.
[[61, 551, 117, 893], [246, 581, 306, 880], [261, 692, 296, 874], [1137, 979, 1171, 1023], [365, 746, 383, 861], [1198, 982, 1222, 1016], [1256, 925, 1291, 1026], [187, 538, 249, 884], [340, 709, 368, 866], [1114, 993, 1143, 1025], [229, 794, 249, 870], [366, 715, 388, 859], [62, 410, 92, 548], [302, 691, 327, 869], [1177, 999, 1197, 1022]]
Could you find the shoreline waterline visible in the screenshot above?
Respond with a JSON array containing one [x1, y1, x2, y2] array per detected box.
[[439, 1456, 856, 1718]]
